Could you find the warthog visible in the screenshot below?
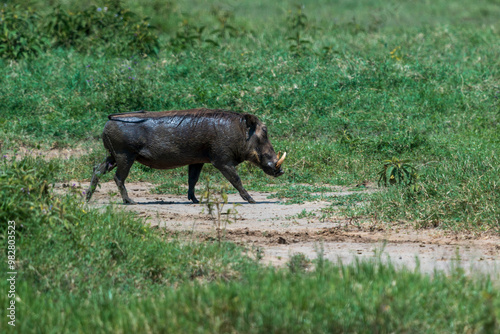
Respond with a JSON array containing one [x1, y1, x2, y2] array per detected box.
[[86, 109, 286, 204]]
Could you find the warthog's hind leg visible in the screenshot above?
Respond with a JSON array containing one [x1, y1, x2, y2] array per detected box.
[[113, 153, 137, 205], [86, 156, 116, 202], [188, 163, 204, 203]]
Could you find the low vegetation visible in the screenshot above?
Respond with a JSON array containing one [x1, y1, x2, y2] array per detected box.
[[1, 156, 499, 332]]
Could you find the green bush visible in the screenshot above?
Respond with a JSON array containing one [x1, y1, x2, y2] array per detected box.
[[378, 157, 417, 187], [0, 4, 160, 59], [0, 155, 59, 233], [0, 5, 48, 59]]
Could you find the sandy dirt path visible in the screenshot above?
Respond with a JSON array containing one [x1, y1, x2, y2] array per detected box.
[[79, 181, 499, 278]]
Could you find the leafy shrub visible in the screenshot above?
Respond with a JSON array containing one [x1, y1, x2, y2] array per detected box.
[[0, 4, 160, 59], [169, 6, 246, 51], [43, 6, 87, 48], [169, 21, 219, 51], [0, 155, 60, 234], [210, 5, 241, 40], [44, 5, 160, 56], [200, 177, 240, 242], [378, 157, 417, 187], [0, 5, 49, 59]]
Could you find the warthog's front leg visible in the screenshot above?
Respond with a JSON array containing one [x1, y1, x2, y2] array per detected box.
[[215, 164, 256, 204], [188, 163, 204, 203]]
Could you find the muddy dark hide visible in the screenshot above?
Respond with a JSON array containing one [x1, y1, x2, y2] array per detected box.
[[86, 109, 285, 204]]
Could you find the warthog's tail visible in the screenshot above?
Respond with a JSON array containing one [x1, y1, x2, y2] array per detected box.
[[107, 110, 148, 123]]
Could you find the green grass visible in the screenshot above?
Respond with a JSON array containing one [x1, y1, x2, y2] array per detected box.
[[2, 256, 499, 333], [0, 158, 498, 333], [1, 155, 499, 333], [1, 1, 499, 332]]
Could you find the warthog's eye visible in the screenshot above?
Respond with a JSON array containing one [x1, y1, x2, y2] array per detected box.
[[262, 153, 273, 162], [260, 127, 269, 141]]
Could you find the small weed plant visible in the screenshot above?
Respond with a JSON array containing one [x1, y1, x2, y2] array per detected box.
[[286, 4, 312, 54], [287, 252, 311, 273], [378, 157, 417, 187], [169, 19, 220, 51], [200, 177, 240, 243]]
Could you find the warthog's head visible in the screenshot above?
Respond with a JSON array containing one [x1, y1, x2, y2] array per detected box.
[[244, 114, 286, 177]]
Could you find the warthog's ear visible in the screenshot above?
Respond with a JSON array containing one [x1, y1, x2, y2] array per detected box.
[[243, 113, 258, 140]]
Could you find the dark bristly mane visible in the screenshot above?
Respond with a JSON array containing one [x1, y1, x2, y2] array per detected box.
[[108, 108, 244, 122]]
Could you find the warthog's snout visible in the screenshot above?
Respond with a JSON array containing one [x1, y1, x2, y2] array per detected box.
[[272, 152, 286, 177]]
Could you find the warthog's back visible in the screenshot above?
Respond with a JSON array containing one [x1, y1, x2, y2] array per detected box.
[[102, 109, 248, 169], [107, 108, 244, 123]]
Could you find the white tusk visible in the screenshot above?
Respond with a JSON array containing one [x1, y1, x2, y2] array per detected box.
[[276, 152, 286, 168]]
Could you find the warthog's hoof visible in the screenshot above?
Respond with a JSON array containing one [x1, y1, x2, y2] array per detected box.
[[123, 198, 137, 205], [188, 194, 200, 204], [241, 193, 256, 204]]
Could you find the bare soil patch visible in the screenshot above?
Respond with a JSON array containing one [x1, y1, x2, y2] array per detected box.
[[82, 181, 500, 277]]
